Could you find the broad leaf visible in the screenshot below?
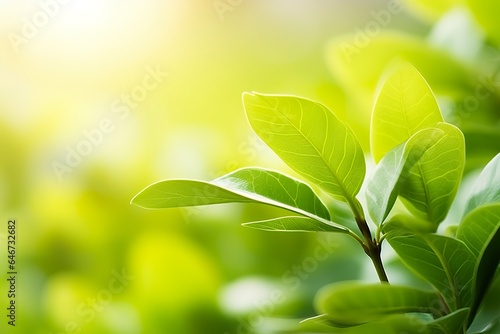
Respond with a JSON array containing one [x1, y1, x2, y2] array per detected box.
[[213, 167, 331, 220], [387, 232, 475, 311], [428, 308, 470, 334], [315, 281, 443, 326], [456, 203, 500, 319], [371, 63, 443, 162], [242, 216, 346, 233], [131, 179, 252, 208], [296, 314, 432, 334], [464, 153, 500, 216], [469, 318, 500, 334], [243, 93, 365, 214], [382, 213, 436, 234], [399, 122, 465, 224], [366, 127, 445, 225], [132, 167, 339, 227]]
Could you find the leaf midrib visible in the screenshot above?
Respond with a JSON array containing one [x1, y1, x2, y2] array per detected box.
[[256, 96, 357, 210], [425, 236, 461, 311]]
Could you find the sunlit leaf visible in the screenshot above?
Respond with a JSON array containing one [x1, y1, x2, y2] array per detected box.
[[242, 216, 347, 233], [131, 179, 251, 209], [132, 167, 340, 227], [370, 63, 443, 162], [464, 153, 500, 216], [382, 213, 436, 234], [295, 314, 432, 334], [214, 167, 331, 220], [315, 281, 443, 326], [366, 127, 445, 225], [243, 93, 365, 215], [387, 232, 475, 311], [399, 123, 465, 224], [456, 204, 500, 320]]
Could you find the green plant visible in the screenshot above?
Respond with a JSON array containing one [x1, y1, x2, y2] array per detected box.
[[131, 63, 500, 333]]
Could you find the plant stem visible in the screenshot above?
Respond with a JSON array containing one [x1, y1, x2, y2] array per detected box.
[[370, 244, 389, 283], [355, 216, 389, 283]]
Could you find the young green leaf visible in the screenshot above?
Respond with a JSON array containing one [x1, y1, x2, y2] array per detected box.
[[131, 179, 252, 209], [464, 153, 500, 216], [242, 216, 347, 233], [366, 127, 445, 225], [382, 213, 436, 234], [387, 232, 475, 311], [399, 122, 465, 224], [131, 167, 334, 223], [370, 63, 444, 163], [456, 203, 500, 320], [315, 281, 443, 326], [427, 308, 470, 334], [469, 319, 500, 334], [297, 314, 432, 334], [243, 93, 365, 215], [213, 167, 331, 220]]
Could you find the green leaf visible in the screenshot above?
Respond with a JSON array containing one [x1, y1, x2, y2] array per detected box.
[[288, 314, 432, 334], [131, 179, 252, 208], [242, 216, 346, 233], [427, 308, 470, 334], [456, 203, 500, 320], [470, 319, 500, 334], [243, 93, 365, 214], [315, 281, 443, 326], [214, 167, 331, 220], [464, 153, 500, 216], [295, 315, 339, 333], [371, 63, 444, 163], [132, 167, 338, 226], [399, 122, 465, 224], [366, 126, 446, 225], [382, 213, 436, 234], [297, 314, 432, 334], [387, 232, 475, 311]]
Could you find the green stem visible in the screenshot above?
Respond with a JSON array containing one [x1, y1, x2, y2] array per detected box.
[[355, 216, 389, 283], [370, 243, 389, 283]]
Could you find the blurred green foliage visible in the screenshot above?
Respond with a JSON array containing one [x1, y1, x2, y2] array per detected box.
[[0, 1, 499, 333]]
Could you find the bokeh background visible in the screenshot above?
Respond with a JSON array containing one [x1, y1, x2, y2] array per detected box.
[[1, 1, 499, 333]]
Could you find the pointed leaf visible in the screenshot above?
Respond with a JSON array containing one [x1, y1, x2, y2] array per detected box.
[[464, 153, 500, 216], [387, 232, 475, 311], [315, 281, 443, 326], [399, 122, 465, 224], [456, 203, 500, 319], [213, 167, 330, 219], [242, 216, 347, 233], [132, 167, 332, 223], [366, 126, 445, 225], [243, 93, 365, 214], [131, 179, 251, 208], [382, 213, 436, 234], [297, 314, 431, 334], [371, 63, 443, 163], [428, 308, 470, 334]]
